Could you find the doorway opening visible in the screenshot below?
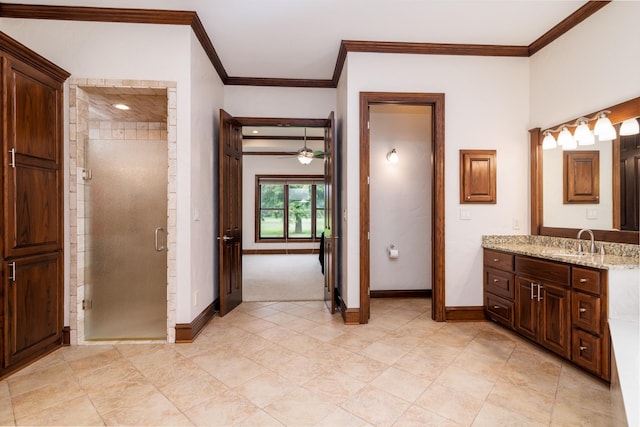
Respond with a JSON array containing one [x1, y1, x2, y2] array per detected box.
[[217, 114, 337, 315], [360, 92, 445, 323], [69, 79, 178, 343]]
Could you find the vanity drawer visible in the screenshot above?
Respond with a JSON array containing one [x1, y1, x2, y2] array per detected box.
[[572, 292, 601, 334], [484, 268, 514, 299], [485, 293, 514, 328], [484, 249, 513, 271], [516, 256, 570, 286], [572, 267, 600, 294], [572, 329, 602, 374]]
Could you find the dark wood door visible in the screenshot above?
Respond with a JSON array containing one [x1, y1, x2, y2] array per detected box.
[[323, 112, 336, 313], [3, 252, 62, 369], [619, 131, 640, 231], [218, 110, 243, 316], [3, 59, 62, 259], [539, 281, 571, 358], [514, 276, 537, 341]]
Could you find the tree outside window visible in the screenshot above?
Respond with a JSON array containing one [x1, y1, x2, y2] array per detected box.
[[257, 176, 324, 241]]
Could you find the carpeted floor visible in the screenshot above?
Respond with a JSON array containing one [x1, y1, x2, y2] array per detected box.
[[242, 254, 324, 301]]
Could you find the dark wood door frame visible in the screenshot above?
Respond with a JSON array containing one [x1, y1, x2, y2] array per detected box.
[[359, 92, 446, 323]]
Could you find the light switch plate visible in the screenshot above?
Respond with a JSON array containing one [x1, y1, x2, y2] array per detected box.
[[460, 207, 471, 220], [587, 208, 598, 220]]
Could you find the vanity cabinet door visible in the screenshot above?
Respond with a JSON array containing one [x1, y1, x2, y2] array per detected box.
[[514, 276, 537, 341], [539, 282, 571, 359]]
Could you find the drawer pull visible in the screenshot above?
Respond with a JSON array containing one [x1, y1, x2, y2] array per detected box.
[[579, 307, 587, 313], [493, 279, 499, 283], [579, 345, 588, 351], [493, 258, 499, 262], [579, 278, 588, 283], [493, 305, 500, 309]]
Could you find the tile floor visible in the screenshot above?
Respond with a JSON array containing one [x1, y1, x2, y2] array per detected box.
[[0, 298, 620, 426]]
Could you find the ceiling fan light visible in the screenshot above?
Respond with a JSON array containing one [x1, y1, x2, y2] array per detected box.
[[558, 126, 575, 149], [594, 113, 616, 141], [620, 118, 640, 136], [542, 131, 556, 150], [297, 147, 314, 165]]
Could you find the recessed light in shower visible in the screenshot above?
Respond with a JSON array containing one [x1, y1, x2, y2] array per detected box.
[[113, 103, 130, 110]]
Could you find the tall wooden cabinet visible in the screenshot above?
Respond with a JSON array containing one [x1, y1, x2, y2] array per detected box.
[[1, 32, 69, 378]]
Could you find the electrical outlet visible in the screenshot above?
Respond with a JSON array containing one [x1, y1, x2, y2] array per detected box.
[[460, 208, 471, 220]]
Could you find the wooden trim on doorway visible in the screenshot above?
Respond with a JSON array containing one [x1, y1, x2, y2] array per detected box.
[[359, 92, 446, 323]]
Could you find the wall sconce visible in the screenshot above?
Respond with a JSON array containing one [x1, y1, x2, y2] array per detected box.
[[541, 110, 633, 150], [386, 148, 399, 163]]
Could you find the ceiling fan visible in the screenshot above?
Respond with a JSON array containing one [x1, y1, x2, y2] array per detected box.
[[295, 128, 324, 165]]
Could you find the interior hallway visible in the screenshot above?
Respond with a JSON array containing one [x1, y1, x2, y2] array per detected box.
[[0, 298, 618, 426]]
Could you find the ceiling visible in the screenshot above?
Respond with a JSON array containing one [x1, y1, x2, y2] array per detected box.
[[0, 0, 591, 81]]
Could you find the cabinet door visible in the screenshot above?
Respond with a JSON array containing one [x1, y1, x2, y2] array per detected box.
[[3, 59, 62, 258], [3, 252, 62, 368], [514, 276, 537, 341], [539, 282, 571, 358]]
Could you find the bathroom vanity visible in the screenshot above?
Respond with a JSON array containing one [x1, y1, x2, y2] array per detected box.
[[482, 235, 639, 424]]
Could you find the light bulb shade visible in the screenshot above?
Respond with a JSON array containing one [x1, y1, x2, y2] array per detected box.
[[594, 114, 616, 141], [297, 147, 314, 164], [386, 148, 399, 163], [542, 132, 556, 150], [620, 118, 640, 136], [558, 127, 575, 149], [574, 122, 595, 146]]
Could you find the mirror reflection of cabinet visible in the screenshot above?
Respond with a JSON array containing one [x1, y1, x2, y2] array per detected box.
[[563, 151, 599, 204], [530, 96, 640, 244]]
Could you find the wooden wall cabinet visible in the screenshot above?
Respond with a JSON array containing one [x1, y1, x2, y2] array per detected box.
[[460, 149, 496, 203], [484, 249, 610, 381], [1, 32, 69, 378]]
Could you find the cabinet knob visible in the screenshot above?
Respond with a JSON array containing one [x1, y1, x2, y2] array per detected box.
[[493, 258, 499, 262], [579, 307, 587, 313], [579, 278, 588, 283], [493, 279, 499, 283], [493, 305, 500, 309], [579, 345, 588, 351]]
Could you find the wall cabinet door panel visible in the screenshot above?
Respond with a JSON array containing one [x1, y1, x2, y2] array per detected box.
[[7, 62, 59, 162], [4, 164, 60, 258], [4, 253, 62, 368]]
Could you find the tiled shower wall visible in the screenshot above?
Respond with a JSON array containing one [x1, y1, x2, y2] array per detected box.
[[69, 79, 177, 344]]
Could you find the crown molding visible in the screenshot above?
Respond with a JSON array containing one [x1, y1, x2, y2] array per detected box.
[[0, 1, 611, 89], [528, 0, 611, 56]]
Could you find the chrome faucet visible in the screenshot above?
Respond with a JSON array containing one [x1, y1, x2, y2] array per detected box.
[[577, 229, 597, 254]]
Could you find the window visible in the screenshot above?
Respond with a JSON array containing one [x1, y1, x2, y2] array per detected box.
[[257, 176, 324, 241]]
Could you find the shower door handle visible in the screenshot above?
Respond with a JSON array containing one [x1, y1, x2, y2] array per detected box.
[[154, 227, 166, 252]]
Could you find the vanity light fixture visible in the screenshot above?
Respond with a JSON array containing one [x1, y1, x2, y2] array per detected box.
[[542, 131, 557, 150], [593, 111, 616, 141], [386, 148, 399, 163], [112, 103, 130, 110], [574, 118, 595, 146], [558, 126, 576, 149], [620, 118, 640, 136], [542, 110, 622, 150]]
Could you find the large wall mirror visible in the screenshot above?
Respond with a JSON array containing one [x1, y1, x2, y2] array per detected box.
[[530, 96, 640, 244]]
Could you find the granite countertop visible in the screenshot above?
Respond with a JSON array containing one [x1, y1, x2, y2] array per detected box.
[[482, 235, 640, 270]]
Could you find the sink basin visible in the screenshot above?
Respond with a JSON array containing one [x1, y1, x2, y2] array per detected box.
[[542, 250, 585, 258]]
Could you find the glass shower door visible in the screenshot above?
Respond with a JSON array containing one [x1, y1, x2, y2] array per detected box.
[[84, 138, 167, 340]]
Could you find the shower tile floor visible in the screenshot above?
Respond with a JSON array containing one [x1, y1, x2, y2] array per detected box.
[[0, 299, 620, 426]]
